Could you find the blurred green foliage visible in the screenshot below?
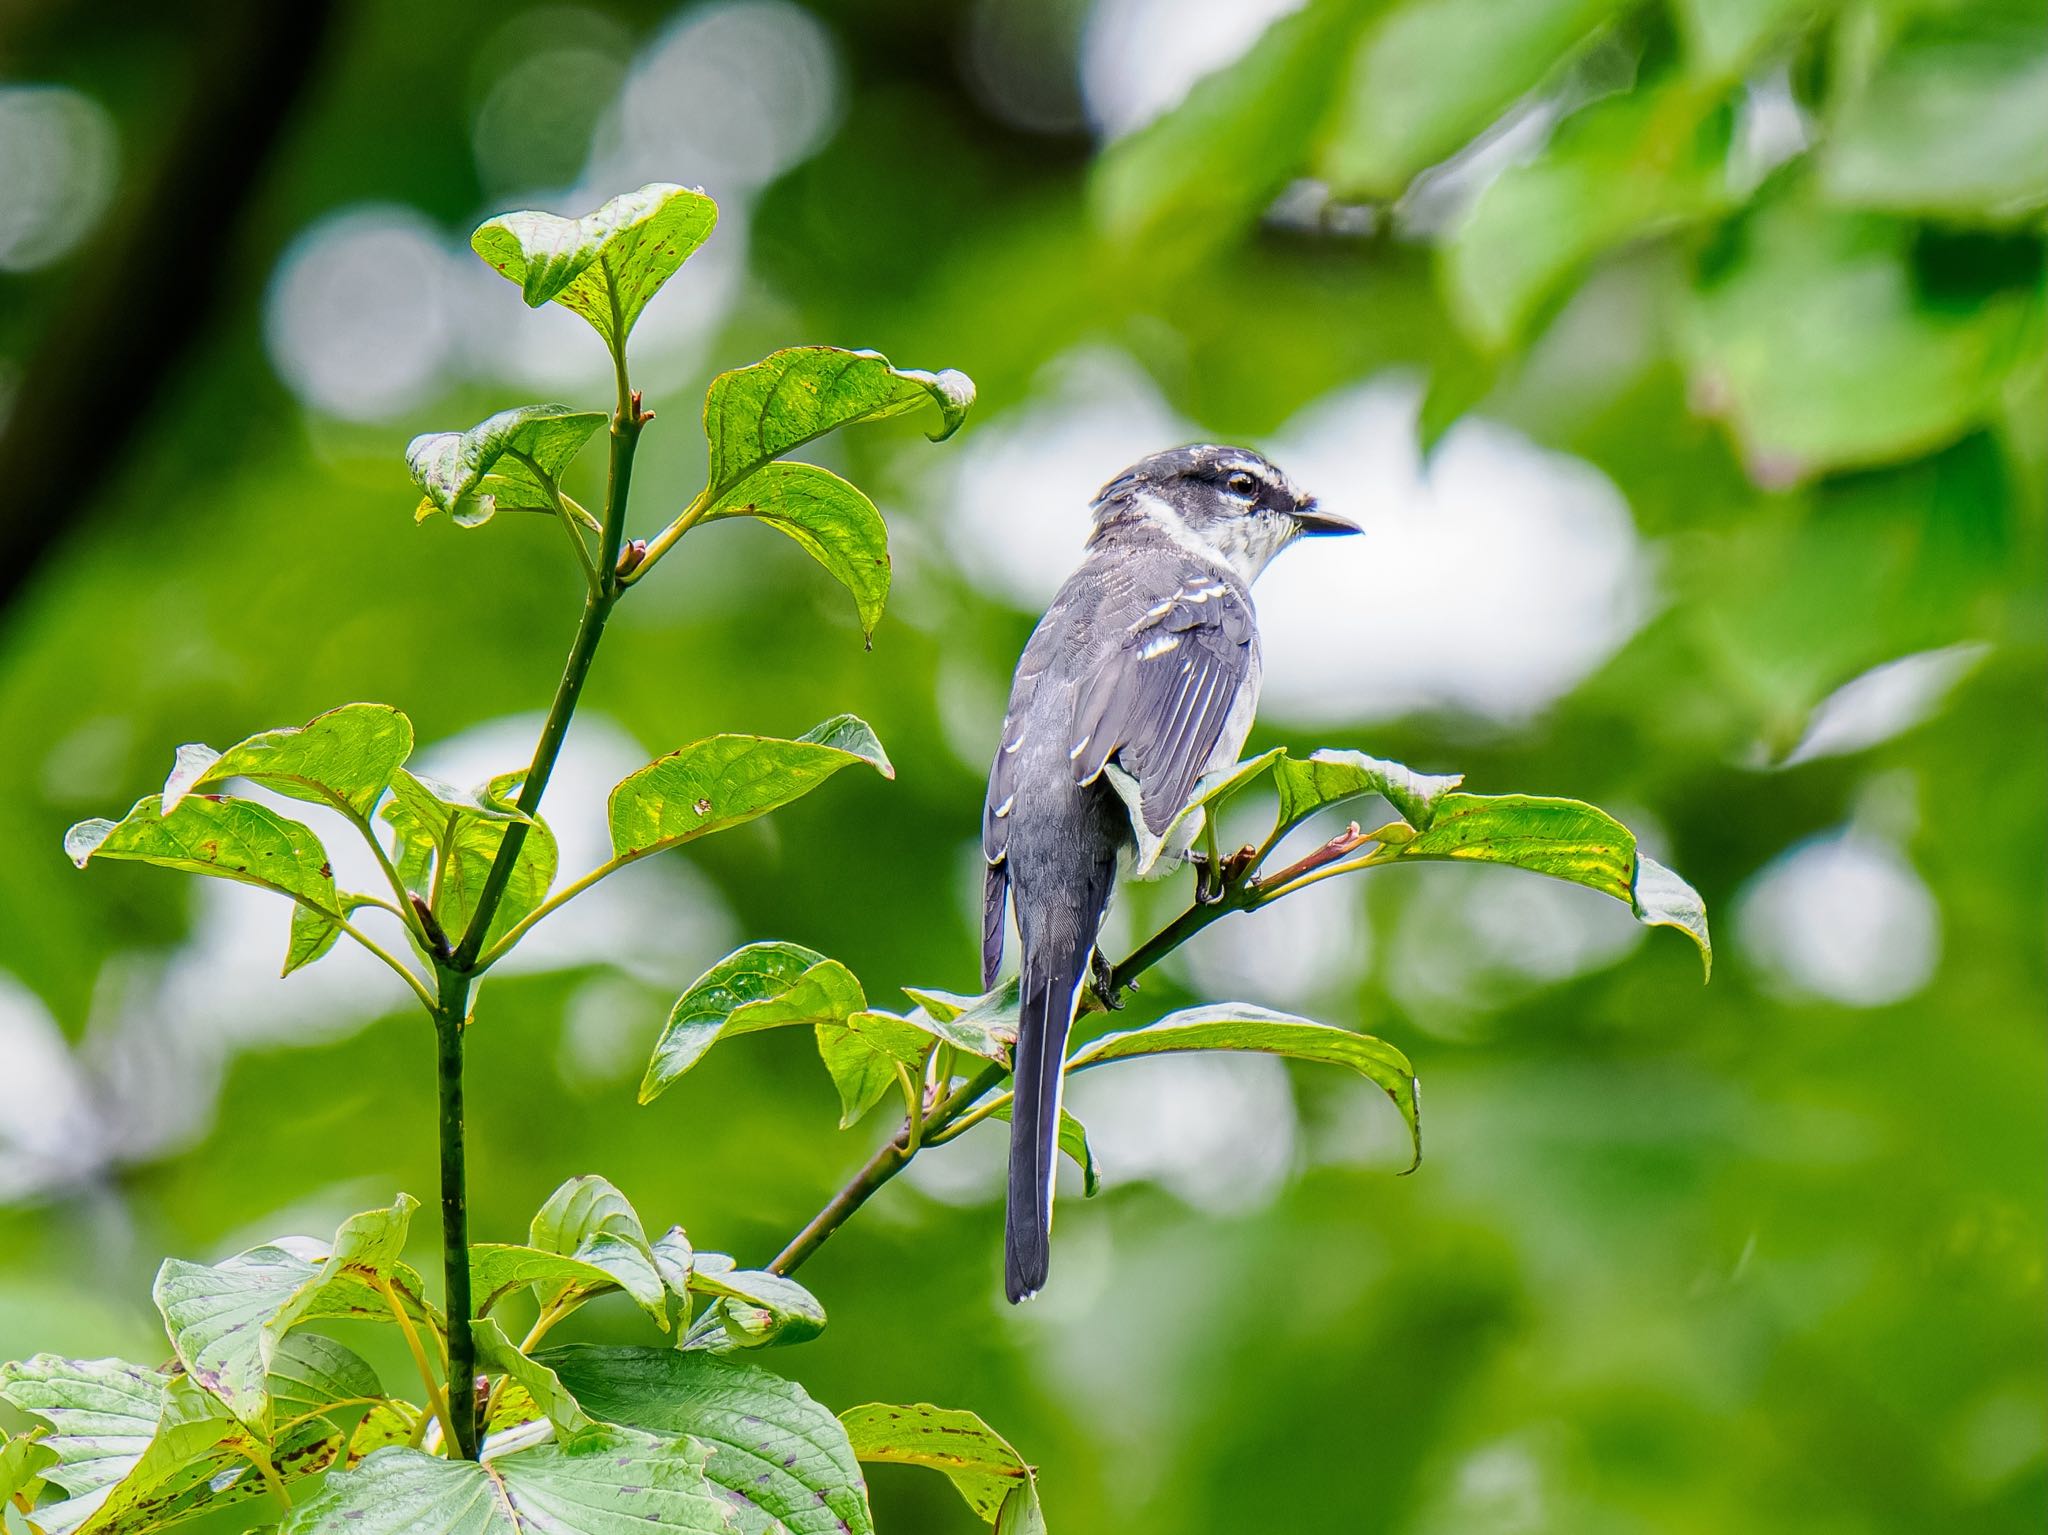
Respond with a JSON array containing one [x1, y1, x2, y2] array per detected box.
[[0, 0, 2041, 1531]]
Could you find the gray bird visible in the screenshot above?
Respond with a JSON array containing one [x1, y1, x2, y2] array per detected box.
[[982, 444, 1359, 1300]]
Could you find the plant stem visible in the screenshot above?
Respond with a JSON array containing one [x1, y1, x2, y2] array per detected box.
[[767, 1133, 912, 1277], [426, 327, 643, 1467], [448, 350, 642, 972], [432, 966, 478, 1459]]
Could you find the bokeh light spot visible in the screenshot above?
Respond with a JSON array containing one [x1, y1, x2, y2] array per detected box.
[[264, 206, 459, 421], [0, 84, 119, 273], [1737, 827, 1941, 1006]]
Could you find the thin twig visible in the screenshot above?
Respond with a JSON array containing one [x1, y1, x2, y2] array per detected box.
[[471, 853, 634, 971], [621, 488, 711, 586], [764, 883, 1256, 1276]]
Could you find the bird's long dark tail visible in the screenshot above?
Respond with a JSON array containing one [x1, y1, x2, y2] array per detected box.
[[1005, 919, 1096, 1303]]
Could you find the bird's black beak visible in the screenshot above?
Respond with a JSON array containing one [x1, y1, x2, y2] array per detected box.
[[1292, 501, 1362, 537]]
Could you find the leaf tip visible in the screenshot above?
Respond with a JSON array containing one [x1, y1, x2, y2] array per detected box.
[[1631, 854, 1713, 981], [62, 818, 115, 868], [925, 369, 977, 440]]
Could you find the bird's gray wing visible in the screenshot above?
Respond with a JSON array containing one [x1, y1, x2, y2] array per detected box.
[[984, 609, 1064, 868], [982, 609, 1063, 985], [1069, 568, 1254, 836]]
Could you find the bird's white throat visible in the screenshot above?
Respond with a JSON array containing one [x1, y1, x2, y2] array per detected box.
[[1129, 490, 1295, 584]]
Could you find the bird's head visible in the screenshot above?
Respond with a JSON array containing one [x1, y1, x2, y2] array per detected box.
[[1088, 444, 1359, 581]]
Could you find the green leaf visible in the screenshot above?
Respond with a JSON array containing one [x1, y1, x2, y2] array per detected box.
[[284, 892, 377, 977], [473, 1318, 591, 1436], [1071, 1004, 1423, 1174], [1092, 0, 1369, 256], [988, 1100, 1101, 1198], [545, 1345, 875, 1535], [471, 1244, 633, 1320], [74, 1376, 311, 1534], [281, 1431, 737, 1535], [651, 1227, 695, 1302], [0, 1356, 163, 1505], [896, 981, 1019, 1065], [700, 347, 973, 504], [1443, 79, 1737, 347], [1672, 0, 1828, 80], [1681, 200, 2033, 478], [1380, 791, 1712, 973], [837, 1402, 1036, 1525], [1118, 745, 1289, 877], [265, 1331, 383, 1428], [643, 944, 866, 1104], [407, 405, 607, 527], [1631, 854, 1715, 979], [0, 1344, 365, 1535], [608, 715, 893, 863], [525, 1176, 668, 1330], [686, 1267, 827, 1351], [1823, 11, 2048, 222], [152, 1195, 420, 1424], [1271, 748, 1464, 834], [1238, 750, 1712, 975], [66, 795, 342, 970], [703, 462, 891, 644], [381, 768, 557, 953], [471, 183, 720, 348], [1317, 0, 1626, 198], [0, 1428, 57, 1508], [346, 1400, 421, 1467], [1393, 792, 1636, 896], [996, 1480, 1049, 1535], [816, 1009, 935, 1128], [162, 702, 414, 819]]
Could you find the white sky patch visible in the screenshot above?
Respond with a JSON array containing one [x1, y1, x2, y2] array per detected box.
[[1387, 862, 1648, 1031], [1779, 643, 1990, 766], [941, 346, 1192, 605], [1259, 377, 1651, 725], [1170, 868, 1369, 1011], [264, 206, 461, 422], [1736, 827, 1941, 1007], [1065, 1051, 1297, 1215], [0, 973, 106, 1201], [1080, 0, 1306, 139]]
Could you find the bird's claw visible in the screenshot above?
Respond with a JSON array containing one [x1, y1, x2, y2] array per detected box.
[[1192, 843, 1259, 904], [1090, 950, 1124, 1010]]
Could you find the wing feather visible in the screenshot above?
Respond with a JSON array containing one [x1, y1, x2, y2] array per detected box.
[[1070, 573, 1253, 835]]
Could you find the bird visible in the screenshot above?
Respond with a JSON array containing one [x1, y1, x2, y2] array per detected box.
[[981, 444, 1360, 1300]]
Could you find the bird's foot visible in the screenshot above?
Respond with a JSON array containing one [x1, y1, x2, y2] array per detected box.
[[1191, 843, 1259, 904], [1090, 949, 1125, 1010]]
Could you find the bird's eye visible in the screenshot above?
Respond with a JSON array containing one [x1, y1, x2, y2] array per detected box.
[[1225, 471, 1257, 498]]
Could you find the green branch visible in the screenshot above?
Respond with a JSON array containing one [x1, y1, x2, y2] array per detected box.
[[764, 867, 1265, 1277]]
